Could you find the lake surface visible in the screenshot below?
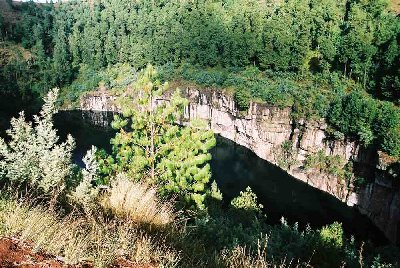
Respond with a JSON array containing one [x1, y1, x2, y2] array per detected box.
[[52, 110, 387, 244]]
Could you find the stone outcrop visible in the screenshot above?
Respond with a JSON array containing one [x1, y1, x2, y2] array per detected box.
[[80, 92, 120, 113], [80, 88, 400, 244]]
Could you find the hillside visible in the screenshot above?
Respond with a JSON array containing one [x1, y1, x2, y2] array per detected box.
[[0, 0, 399, 267]]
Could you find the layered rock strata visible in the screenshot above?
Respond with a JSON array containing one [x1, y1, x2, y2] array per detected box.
[[80, 88, 400, 244]]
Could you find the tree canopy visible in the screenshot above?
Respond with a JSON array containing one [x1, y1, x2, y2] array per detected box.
[[98, 66, 216, 208], [0, 0, 399, 157]]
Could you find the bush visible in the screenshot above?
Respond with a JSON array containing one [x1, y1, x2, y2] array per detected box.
[[315, 222, 345, 268], [0, 88, 75, 201], [234, 86, 251, 111], [231, 186, 263, 214], [327, 91, 400, 156], [278, 140, 297, 169], [304, 150, 346, 180], [374, 102, 400, 157]]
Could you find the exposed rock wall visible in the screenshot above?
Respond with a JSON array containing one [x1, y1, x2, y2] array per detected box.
[[80, 88, 400, 244]]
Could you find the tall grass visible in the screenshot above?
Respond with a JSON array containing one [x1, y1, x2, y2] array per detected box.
[[101, 174, 175, 227], [0, 197, 180, 267], [219, 237, 308, 268]]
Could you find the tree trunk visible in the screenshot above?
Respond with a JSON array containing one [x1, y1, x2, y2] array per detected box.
[[149, 89, 155, 183]]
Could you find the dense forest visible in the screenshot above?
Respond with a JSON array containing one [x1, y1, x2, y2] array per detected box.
[[0, 0, 400, 267], [1, 0, 399, 156]]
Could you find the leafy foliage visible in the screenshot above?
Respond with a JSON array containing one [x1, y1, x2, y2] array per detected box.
[[3, 0, 399, 100], [0, 75, 397, 268], [327, 91, 400, 156], [99, 66, 216, 208], [1, 0, 399, 158], [304, 150, 346, 177], [231, 186, 263, 214], [69, 146, 100, 212], [278, 140, 297, 170], [0, 88, 75, 199]]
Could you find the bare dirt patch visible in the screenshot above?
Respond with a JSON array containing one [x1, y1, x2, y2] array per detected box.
[[0, 237, 72, 268], [0, 237, 157, 268]]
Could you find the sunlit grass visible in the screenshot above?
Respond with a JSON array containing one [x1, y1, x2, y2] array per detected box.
[[0, 197, 181, 267], [102, 174, 176, 227]]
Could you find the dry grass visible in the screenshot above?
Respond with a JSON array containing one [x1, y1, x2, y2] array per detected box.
[[0, 198, 181, 268], [219, 238, 308, 268], [220, 244, 269, 268], [102, 174, 175, 227], [390, 0, 400, 14]]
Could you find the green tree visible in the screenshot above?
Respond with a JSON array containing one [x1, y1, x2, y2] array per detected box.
[[0, 14, 5, 40], [339, 2, 378, 86], [374, 102, 400, 156], [103, 66, 216, 208], [52, 21, 72, 85], [328, 91, 377, 144], [223, 0, 263, 66], [310, 0, 346, 70], [231, 186, 263, 213], [260, 0, 312, 71]]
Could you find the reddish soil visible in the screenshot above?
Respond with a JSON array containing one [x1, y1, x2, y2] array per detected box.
[[0, 237, 72, 267], [0, 237, 156, 268]]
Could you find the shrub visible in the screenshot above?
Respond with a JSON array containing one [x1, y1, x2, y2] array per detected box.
[[209, 180, 223, 201], [0, 88, 75, 201], [319, 222, 344, 248], [231, 186, 263, 214], [315, 222, 345, 267], [304, 150, 346, 180], [278, 140, 297, 169], [327, 91, 400, 156], [234, 86, 251, 111], [69, 146, 101, 213], [374, 102, 400, 157]]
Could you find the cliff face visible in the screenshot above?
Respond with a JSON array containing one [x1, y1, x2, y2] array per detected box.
[[80, 88, 400, 244]]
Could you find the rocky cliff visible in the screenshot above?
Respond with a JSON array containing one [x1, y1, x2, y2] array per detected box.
[[80, 88, 400, 244]]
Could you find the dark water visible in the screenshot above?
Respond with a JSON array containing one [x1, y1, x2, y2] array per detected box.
[[210, 137, 387, 244], [52, 111, 387, 244], [54, 111, 116, 166]]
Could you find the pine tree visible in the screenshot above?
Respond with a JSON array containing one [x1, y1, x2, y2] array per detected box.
[[339, 2, 378, 84], [52, 21, 72, 85], [104, 65, 216, 208]]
